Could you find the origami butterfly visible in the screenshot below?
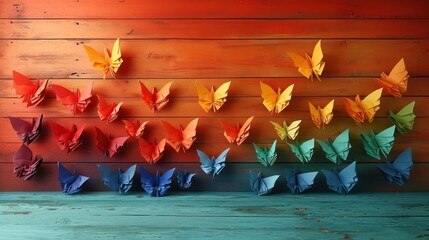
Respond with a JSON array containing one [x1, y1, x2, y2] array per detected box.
[[12, 70, 48, 107], [51, 82, 93, 115], [308, 99, 334, 129], [377, 58, 409, 97], [260, 82, 294, 114], [344, 88, 383, 124], [49, 121, 85, 153], [388, 101, 415, 135], [57, 162, 89, 194], [220, 116, 254, 145], [95, 127, 129, 158], [9, 114, 43, 145], [97, 95, 123, 123], [162, 118, 198, 152], [138, 138, 166, 164], [284, 168, 318, 194], [253, 140, 278, 167], [83, 38, 123, 79], [270, 120, 301, 141], [321, 161, 358, 195], [140, 81, 173, 111], [177, 170, 196, 190], [249, 171, 280, 196], [97, 164, 136, 194], [287, 138, 315, 163], [13, 144, 43, 180], [139, 167, 175, 197], [198, 148, 230, 177], [287, 40, 325, 81], [122, 119, 149, 138], [195, 81, 231, 112], [317, 129, 351, 164], [361, 125, 396, 160], [377, 148, 413, 186]]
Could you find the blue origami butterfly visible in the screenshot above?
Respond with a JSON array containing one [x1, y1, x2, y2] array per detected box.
[[249, 171, 279, 196], [284, 168, 318, 194], [97, 164, 136, 194], [139, 167, 175, 197], [198, 148, 230, 177], [58, 162, 89, 194], [377, 148, 413, 186], [321, 161, 358, 194], [177, 170, 196, 190]]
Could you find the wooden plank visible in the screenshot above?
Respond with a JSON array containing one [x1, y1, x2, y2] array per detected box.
[[2, 19, 429, 39], [1, 0, 429, 19], [1, 40, 428, 79]]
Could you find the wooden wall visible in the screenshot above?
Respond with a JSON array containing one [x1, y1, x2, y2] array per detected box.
[[1, 0, 429, 192]]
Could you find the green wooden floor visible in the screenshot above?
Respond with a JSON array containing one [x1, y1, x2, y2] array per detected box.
[[1, 192, 428, 240]]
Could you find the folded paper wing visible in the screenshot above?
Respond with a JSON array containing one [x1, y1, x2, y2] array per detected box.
[[9, 114, 43, 145], [58, 162, 89, 194], [270, 120, 301, 141], [83, 38, 123, 79], [95, 127, 129, 158], [287, 138, 315, 163], [377, 58, 409, 97], [308, 99, 334, 129], [260, 82, 294, 114], [287, 40, 325, 81], [198, 148, 229, 177], [140, 81, 173, 111], [249, 171, 280, 196], [50, 121, 85, 153], [321, 161, 358, 194], [97, 95, 123, 123], [316, 129, 351, 164], [220, 116, 254, 145], [13, 145, 43, 180], [12, 71, 48, 107], [138, 138, 166, 164], [139, 167, 175, 197], [51, 82, 93, 115], [161, 118, 198, 152], [388, 101, 415, 135], [122, 119, 148, 138], [284, 168, 318, 194], [97, 164, 136, 194], [177, 170, 196, 190], [344, 88, 383, 124], [377, 148, 413, 186], [253, 140, 278, 166], [196, 81, 231, 112], [360, 125, 396, 160]]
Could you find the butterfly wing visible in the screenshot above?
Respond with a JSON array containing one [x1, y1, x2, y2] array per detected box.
[[284, 168, 298, 193], [157, 168, 176, 197], [260, 82, 278, 113], [361, 131, 381, 160], [296, 171, 318, 193], [12, 71, 47, 107], [212, 148, 229, 176], [109, 38, 123, 75], [316, 139, 339, 163], [140, 81, 156, 110], [195, 81, 213, 113], [338, 161, 358, 194], [108, 136, 129, 158], [97, 164, 120, 192], [83, 44, 110, 78], [161, 120, 182, 152], [51, 84, 79, 114], [391, 148, 413, 184], [308, 102, 322, 128], [95, 127, 109, 155], [310, 40, 325, 81], [138, 138, 166, 164], [13, 145, 42, 180], [286, 120, 301, 141], [253, 143, 268, 166], [270, 121, 287, 141], [181, 118, 199, 152], [344, 97, 365, 124], [118, 164, 136, 194], [287, 52, 312, 79], [154, 81, 173, 110], [197, 149, 215, 175], [388, 101, 415, 135], [361, 88, 383, 123], [97, 95, 122, 122], [58, 163, 89, 194], [374, 126, 396, 158], [331, 129, 351, 161], [258, 175, 280, 196], [377, 58, 409, 97], [50, 121, 72, 151], [300, 138, 315, 163], [219, 119, 239, 144], [235, 116, 254, 145], [321, 169, 345, 194], [320, 99, 335, 126], [177, 170, 196, 190], [275, 84, 294, 113], [138, 167, 157, 196], [212, 81, 231, 111], [75, 82, 93, 114], [249, 171, 261, 194], [9, 117, 31, 144], [123, 120, 148, 138]]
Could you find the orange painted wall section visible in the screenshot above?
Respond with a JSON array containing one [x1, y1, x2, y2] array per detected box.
[[1, 0, 429, 192]]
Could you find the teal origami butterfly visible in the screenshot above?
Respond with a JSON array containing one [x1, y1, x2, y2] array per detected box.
[[361, 125, 396, 160], [316, 129, 351, 164], [253, 140, 277, 166], [287, 138, 315, 163]]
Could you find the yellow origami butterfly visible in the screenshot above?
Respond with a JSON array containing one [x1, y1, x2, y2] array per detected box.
[[344, 88, 383, 124], [270, 120, 301, 141], [83, 38, 123, 79], [287, 40, 325, 81], [308, 99, 335, 129], [260, 82, 294, 114], [195, 81, 231, 112]]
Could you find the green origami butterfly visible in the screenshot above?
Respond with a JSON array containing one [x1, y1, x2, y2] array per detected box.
[[361, 125, 396, 160], [316, 129, 351, 164], [253, 140, 277, 167], [287, 138, 315, 163], [388, 101, 415, 135]]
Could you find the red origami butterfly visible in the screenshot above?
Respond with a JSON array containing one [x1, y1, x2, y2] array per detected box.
[[51, 82, 93, 115], [95, 127, 129, 158], [161, 118, 198, 152], [49, 121, 85, 153], [97, 94, 123, 123], [13, 145, 43, 180], [140, 81, 173, 111], [9, 114, 43, 145], [219, 116, 254, 146], [122, 119, 149, 138], [138, 138, 167, 164], [12, 71, 48, 107]]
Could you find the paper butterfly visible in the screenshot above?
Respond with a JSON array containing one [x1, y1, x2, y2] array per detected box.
[[13, 144, 43, 180], [139, 167, 175, 197], [321, 161, 358, 195], [83, 38, 123, 79], [220, 116, 254, 145], [198, 148, 230, 177], [377, 148, 413, 186], [95, 127, 129, 158], [377, 58, 409, 97], [122, 119, 149, 138], [51, 82, 93, 115], [57, 162, 89, 194], [316, 129, 351, 164], [388, 101, 415, 135], [287, 138, 315, 163], [9, 114, 43, 145], [253, 140, 278, 167], [270, 120, 301, 141], [161, 118, 198, 152], [195, 81, 231, 112], [344, 88, 383, 124], [260, 82, 294, 114], [12, 70, 48, 107], [177, 170, 196, 190], [360, 125, 396, 160], [284, 168, 318, 194], [308, 99, 334, 129], [97, 95, 123, 123], [49, 121, 85, 153], [287, 40, 325, 81], [97, 164, 136, 194], [249, 171, 280, 196], [138, 138, 166, 164], [140, 81, 173, 111]]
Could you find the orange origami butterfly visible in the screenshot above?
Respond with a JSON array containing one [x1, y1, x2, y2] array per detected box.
[[140, 81, 173, 111], [97, 95, 123, 123], [220, 116, 254, 146], [287, 40, 325, 81], [376, 58, 409, 97], [12, 71, 48, 107], [122, 119, 149, 138], [308, 99, 335, 129], [195, 81, 231, 112], [51, 82, 93, 115], [83, 38, 123, 79], [161, 118, 199, 152], [344, 88, 383, 124], [95, 127, 129, 158], [138, 138, 166, 164], [260, 82, 294, 114]]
